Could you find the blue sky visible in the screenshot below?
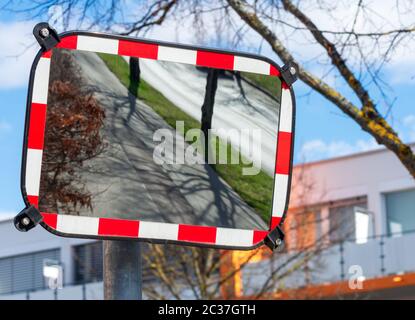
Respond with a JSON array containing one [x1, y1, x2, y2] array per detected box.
[[0, 4, 414, 216]]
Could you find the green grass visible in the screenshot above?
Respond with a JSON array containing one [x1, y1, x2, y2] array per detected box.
[[242, 71, 282, 99], [98, 53, 199, 134], [211, 140, 274, 218], [98, 53, 274, 222]]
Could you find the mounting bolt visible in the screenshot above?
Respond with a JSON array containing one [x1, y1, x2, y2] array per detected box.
[[39, 28, 50, 39], [264, 226, 285, 251], [281, 62, 298, 86], [21, 217, 31, 226], [14, 205, 43, 232], [289, 66, 296, 76], [33, 22, 61, 51]]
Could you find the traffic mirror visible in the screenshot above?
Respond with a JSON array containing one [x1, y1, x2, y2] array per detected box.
[[17, 23, 296, 250]]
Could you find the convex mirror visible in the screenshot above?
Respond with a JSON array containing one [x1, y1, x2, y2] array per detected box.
[[19, 24, 296, 250]]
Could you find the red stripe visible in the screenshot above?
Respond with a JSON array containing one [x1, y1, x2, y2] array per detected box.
[[56, 35, 78, 50], [196, 51, 234, 70], [27, 195, 39, 208], [28, 103, 47, 150], [42, 50, 52, 58], [118, 40, 158, 59], [271, 216, 281, 229], [98, 218, 139, 237], [270, 65, 280, 76], [42, 213, 57, 229], [253, 230, 267, 244], [275, 131, 292, 175], [178, 225, 217, 243], [282, 81, 289, 90]]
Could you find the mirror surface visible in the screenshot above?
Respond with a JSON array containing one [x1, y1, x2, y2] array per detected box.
[[38, 47, 282, 231]]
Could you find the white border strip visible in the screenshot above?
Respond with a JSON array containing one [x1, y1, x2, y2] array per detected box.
[[216, 228, 254, 246], [139, 221, 179, 240], [157, 46, 197, 65], [233, 56, 270, 75], [272, 173, 289, 217], [32, 57, 51, 104], [57, 215, 99, 235], [279, 88, 293, 132], [25, 148, 43, 197], [77, 35, 119, 54]]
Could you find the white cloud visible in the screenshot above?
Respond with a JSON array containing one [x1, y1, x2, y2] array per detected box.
[[403, 114, 415, 126], [299, 138, 380, 162], [0, 211, 16, 222], [0, 120, 12, 132], [0, 20, 38, 89]]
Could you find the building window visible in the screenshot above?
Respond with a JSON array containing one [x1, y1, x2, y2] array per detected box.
[[285, 210, 322, 250], [329, 205, 356, 243], [328, 199, 368, 243], [0, 249, 60, 295], [73, 242, 103, 284], [385, 188, 415, 236]]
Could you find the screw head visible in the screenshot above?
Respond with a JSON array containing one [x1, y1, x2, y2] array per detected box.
[[275, 238, 283, 246], [21, 217, 31, 226], [39, 28, 50, 38], [289, 66, 296, 76]]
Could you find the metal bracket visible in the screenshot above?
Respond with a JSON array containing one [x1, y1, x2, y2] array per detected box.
[[264, 226, 285, 251], [281, 62, 298, 87], [14, 205, 43, 232], [33, 22, 60, 52]]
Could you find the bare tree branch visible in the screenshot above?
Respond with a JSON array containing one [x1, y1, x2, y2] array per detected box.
[[119, 0, 178, 35], [226, 0, 415, 178]]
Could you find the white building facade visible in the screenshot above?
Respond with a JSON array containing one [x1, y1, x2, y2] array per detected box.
[[0, 218, 103, 299]]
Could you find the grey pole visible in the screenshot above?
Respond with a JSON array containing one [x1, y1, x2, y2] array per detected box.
[[103, 240, 142, 300]]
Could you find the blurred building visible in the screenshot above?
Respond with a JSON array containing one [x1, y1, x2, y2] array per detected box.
[[1, 144, 415, 299], [0, 217, 103, 299], [229, 143, 415, 299]]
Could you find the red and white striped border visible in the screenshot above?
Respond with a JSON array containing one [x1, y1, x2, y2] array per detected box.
[[24, 34, 293, 249]]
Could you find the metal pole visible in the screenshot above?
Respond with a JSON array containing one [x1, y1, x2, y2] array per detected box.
[[103, 240, 142, 300], [82, 282, 86, 300], [380, 235, 385, 275], [340, 242, 345, 280]]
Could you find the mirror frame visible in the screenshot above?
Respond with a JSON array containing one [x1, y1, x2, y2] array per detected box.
[[21, 30, 296, 250]]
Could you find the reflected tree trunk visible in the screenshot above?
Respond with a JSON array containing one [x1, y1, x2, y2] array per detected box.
[[127, 57, 141, 123], [129, 57, 141, 94], [234, 71, 247, 100], [201, 69, 219, 163]]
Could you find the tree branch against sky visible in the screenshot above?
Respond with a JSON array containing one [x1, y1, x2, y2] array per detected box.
[[2, 0, 415, 177], [226, 0, 415, 177]]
